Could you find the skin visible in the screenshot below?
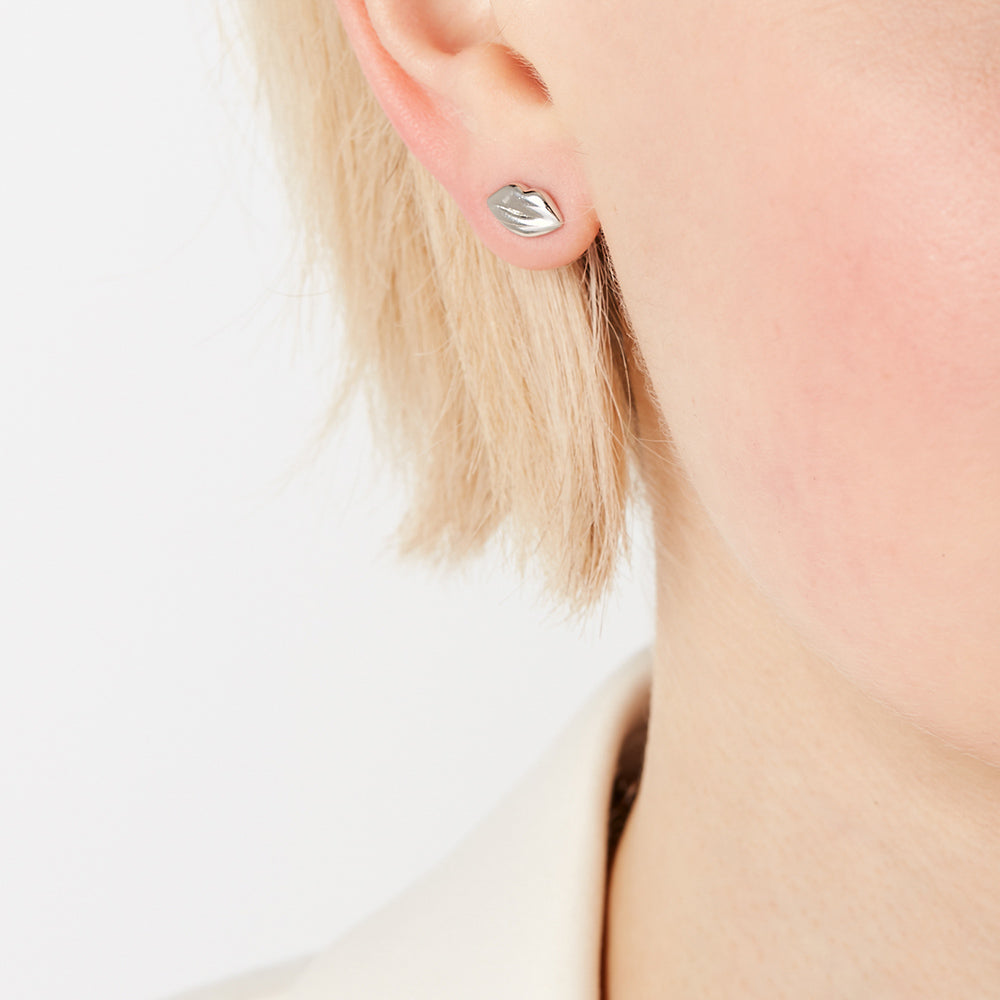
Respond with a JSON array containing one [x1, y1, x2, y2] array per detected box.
[[337, 0, 1000, 995]]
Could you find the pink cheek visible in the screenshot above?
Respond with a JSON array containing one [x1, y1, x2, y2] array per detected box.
[[702, 112, 1000, 668]]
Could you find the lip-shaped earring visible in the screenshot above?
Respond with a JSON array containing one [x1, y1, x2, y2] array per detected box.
[[487, 183, 564, 237]]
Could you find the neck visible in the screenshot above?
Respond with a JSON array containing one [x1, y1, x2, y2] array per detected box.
[[606, 484, 1000, 999]]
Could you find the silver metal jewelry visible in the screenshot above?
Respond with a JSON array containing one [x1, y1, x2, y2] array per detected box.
[[487, 183, 564, 238]]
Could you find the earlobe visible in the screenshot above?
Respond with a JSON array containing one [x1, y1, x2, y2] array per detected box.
[[333, 0, 600, 269]]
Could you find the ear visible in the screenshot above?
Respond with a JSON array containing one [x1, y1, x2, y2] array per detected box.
[[334, 0, 600, 270]]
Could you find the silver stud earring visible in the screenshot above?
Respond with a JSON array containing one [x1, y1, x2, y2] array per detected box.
[[487, 183, 564, 238]]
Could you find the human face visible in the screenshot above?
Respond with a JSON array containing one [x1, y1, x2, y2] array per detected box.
[[542, 2, 1000, 760]]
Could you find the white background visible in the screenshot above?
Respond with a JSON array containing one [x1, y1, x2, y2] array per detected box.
[[0, 4, 655, 999]]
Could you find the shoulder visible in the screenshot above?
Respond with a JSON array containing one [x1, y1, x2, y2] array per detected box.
[[165, 652, 651, 1000], [163, 955, 312, 1000]]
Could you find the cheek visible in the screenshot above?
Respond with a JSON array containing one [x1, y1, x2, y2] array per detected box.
[[725, 105, 1000, 631], [623, 59, 1000, 754]]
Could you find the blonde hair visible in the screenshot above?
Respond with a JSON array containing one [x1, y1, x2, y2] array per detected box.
[[238, 1, 637, 611]]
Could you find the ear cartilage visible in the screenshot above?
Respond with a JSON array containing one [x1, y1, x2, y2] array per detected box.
[[487, 184, 564, 237]]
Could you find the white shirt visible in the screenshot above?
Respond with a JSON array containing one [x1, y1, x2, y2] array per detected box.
[[171, 651, 652, 1000]]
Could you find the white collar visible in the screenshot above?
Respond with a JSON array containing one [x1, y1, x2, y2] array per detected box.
[[285, 650, 652, 1000]]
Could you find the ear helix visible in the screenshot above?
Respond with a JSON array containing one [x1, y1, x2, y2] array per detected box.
[[487, 183, 564, 237]]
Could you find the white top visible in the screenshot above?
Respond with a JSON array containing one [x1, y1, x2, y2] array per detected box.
[[171, 651, 652, 1000]]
